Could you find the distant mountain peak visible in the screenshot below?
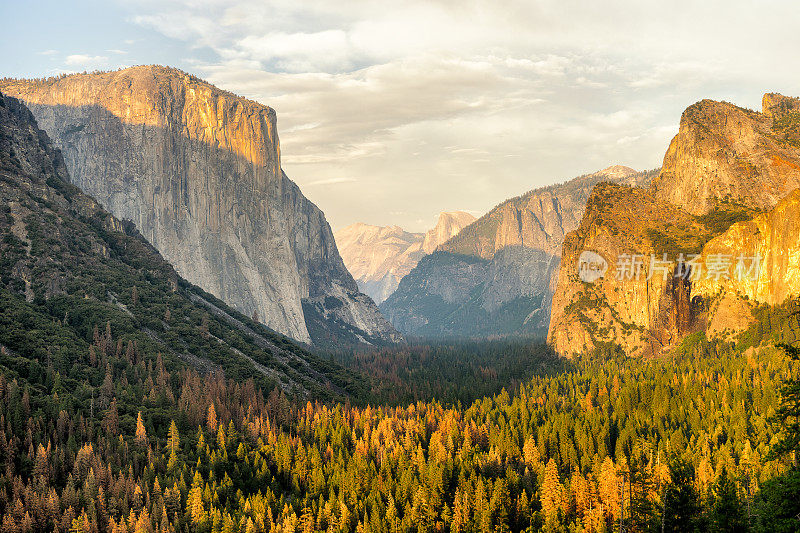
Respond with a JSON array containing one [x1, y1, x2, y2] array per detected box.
[[334, 211, 475, 304], [380, 167, 657, 339], [597, 165, 638, 178], [423, 211, 477, 254]]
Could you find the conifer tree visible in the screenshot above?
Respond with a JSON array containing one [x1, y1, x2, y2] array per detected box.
[[167, 420, 180, 455], [207, 404, 218, 433], [770, 343, 800, 462], [710, 468, 746, 533], [135, 412, 147, 446], [541, 458, 563, 522], [662, 459, 702, 533]]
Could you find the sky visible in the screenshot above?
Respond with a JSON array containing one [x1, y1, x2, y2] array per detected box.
[[2, 1, 800, 232]]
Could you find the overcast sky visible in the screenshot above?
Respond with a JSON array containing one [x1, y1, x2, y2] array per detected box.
[[3, 0, 800, 232]]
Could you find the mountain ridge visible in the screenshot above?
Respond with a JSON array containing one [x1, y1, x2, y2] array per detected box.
[[380, 166, 656, 338]]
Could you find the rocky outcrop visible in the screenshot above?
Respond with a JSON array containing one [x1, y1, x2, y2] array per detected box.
[[549, 92, 800, 357], [651, 93, 800, 215], [0, 66, 400, 346], [691, 189, 800, 339], [548, 184, 800, 356], [546, 183, 711, 357], [381, 167, 655, 338], [693, 189, 800, 305], [334, 211, 475, 304]]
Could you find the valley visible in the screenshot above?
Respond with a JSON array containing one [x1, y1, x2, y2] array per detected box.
[[2, 7, 800, 530]]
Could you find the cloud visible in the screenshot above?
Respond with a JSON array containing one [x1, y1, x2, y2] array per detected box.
[[237, 30, 355, 72], [121, 0, 800, 231], [305, 177, 358, 186], [64, 54, 110, 69]]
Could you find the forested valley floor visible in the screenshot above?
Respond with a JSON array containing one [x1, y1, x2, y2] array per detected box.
[[3, 296, 800, 532]]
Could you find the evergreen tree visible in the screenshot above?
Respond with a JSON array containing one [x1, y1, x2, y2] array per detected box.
[[135, 412, 147, 446], [662, 459, 702, 533], [770, 344, 800, 462], [167, 420, 180, 455], [710, 468, 746, 533], [541, 458, 563, 523]]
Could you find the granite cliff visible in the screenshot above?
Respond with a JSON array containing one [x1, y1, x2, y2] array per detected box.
[[381, 166, 656, 338], [549, 93, 800, 357], [652, 93, 800, 215], [334, 211, 475, 304], [0, 90, 364, 398], [546, 183, 713, 357], [693, 189, 800, 340], [0, 66, 400, 346]]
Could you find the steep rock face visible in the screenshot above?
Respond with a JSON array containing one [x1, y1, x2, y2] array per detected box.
[[694, 189, 800, 305], [0, 66, 400, 345], [651, 93, 800, 215], [381, 252, 489, 335], [381, 167, 655, 338], [379, 248, 558, 337], [691, 189, 800, 339], [548, 184, 800, 356], [0, 90, 362, 399], [547, 183, 711, 357], [334, 211, 475, 304], [549, 93, 800, 357], [421, 211, 477, 254]]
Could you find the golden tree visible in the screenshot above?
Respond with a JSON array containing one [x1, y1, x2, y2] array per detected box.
[[207, 404, 218, 432], [135, 412, 147, 446], [541, 458, 564, 521]]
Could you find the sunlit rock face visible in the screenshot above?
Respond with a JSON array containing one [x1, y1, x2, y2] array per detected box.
[[652, 93, 800, 215], [0, 66, 401, 346], [692, 189, 800, 339], [334, 211, 476, 304], [549, 93, 800, 357], [546, 183, 711, 358], [381, 166, 655, 338]]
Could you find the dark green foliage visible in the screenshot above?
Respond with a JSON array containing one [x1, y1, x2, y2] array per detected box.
[[663, 459, 703, 533], [698, 206, 755, 235], [768, 343, 800, 460], [329, 339, 565, 406], [710, 467, 747, 533], [753, 468, 800, 532], [645, 227, 706, 256]]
